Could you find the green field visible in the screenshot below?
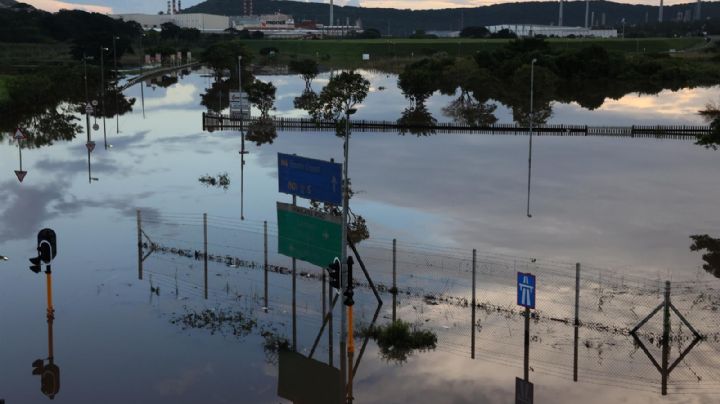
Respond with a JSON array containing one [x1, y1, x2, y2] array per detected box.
[[242, 37, 706, 69], [0, 75, 10, 103]]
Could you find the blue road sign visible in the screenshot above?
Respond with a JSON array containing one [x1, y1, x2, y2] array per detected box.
[[278, 153, 342, 205], [517, 272, 536, 309]]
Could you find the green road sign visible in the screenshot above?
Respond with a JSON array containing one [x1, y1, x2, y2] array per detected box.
[[277, 202, 342, 268]]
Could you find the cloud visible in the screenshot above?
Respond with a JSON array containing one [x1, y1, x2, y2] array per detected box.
[[22, 0, 112, 13]]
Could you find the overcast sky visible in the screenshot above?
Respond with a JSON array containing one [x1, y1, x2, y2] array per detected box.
[[21, 0, 695, 14]]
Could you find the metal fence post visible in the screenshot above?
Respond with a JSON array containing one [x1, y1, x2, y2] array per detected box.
[[574, 263, 581, 382], [264, 220, 268, 309], [203, 213, 208, 300], [392, 238, 397, 322], [471, 249, 476, 359], [137, 209, 143, 280], [661, 281, 671, 396]]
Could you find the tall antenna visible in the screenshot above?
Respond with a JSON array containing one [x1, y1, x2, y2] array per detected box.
[[559, 0, 564, 26]]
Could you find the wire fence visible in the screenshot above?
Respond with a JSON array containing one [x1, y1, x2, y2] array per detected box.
[[136, 210, 720, 396]]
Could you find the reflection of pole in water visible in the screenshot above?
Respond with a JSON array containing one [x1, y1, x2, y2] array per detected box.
[[524, 307, 530, 381], [292, 195, 297, 350], [526, 58, 537, 219], [141, 80, 146, 119]]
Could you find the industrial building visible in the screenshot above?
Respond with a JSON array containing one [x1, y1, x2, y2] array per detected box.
[[487, 25, 617, 38], [112, 13, 230, 33]]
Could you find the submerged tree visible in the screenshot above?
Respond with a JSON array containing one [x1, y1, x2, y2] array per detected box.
[[696, 101, 720, 150], [247, 79, 276, 119], [308, 70, 369, 138], [690, 235, 720, 278], [397, 104, 437, 137]]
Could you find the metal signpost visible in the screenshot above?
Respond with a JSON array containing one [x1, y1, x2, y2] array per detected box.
[[229, 91, 250, 119], [278, 153, 342, 205], [276, 202, 342, 268], [517, 271, 536, 402]]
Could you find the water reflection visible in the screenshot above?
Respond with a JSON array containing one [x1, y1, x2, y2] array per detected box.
[[690, 234, 720, 278], [397, 104, 437, 136]]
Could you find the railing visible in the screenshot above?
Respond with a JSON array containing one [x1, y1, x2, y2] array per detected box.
[[202, 113, 711, 139]]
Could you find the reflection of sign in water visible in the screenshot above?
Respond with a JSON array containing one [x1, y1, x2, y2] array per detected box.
[[278, 350, 341, 404], [15, 170, 27, 183], [14, 128, 25, 140], [277, 202, 341, 268], [278, 153, 342, 205], [229, 91, 250, 118], [515, 378, 534, 404], [517, 272, 536, 309]]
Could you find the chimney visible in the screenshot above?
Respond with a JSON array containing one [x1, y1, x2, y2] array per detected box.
[[167, 1, 171, 15], [178, 0, 182, 13]]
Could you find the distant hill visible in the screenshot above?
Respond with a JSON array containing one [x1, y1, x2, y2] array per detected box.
[[186, 0, 720, 36], [0, 0, 17, 8]]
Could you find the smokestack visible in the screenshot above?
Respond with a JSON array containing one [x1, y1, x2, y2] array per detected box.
[[584, 0, 589, 28], [167, 0, 171, 15], [172, 0, 176, 14], [659, 0, 664, 22], [330, 0, 334, 28], [178, 0, 182, 13], [559, 0, 564, 27], [696, 0, 702, 21]]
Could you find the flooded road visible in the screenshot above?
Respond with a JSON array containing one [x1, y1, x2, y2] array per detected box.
[[1, 69, 719, 403]]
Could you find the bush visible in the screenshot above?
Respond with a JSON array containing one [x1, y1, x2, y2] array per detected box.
[[361, 320, 437, 363], [259, 46, 279, 56]]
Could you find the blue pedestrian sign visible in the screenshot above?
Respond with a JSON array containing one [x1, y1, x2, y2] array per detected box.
[[278, 153, 342, 205], [517, 272, 536, 309]]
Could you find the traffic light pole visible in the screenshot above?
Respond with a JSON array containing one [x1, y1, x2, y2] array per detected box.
[[339, 111, 350, 403]]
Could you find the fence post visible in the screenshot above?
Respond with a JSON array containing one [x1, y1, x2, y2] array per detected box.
[[471, 249, 476, 359], [264, 220, 268, 309], [392, 238, 397, 322], [203, 213, 208, 300], [137, 209, 143, 280], [661, 280, 671, 396], [574, 263, 581, 382]]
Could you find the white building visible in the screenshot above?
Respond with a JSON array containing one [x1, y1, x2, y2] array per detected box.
[[487, 25, 617, 38], [111, 13, 230, 33]]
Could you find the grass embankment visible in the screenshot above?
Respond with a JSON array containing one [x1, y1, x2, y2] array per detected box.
[[0, 75, 10, 103], [242, 37, 705, 70], [0, 42, 72, 72]]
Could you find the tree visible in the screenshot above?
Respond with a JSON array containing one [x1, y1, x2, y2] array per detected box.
[[247, 79, 276, 118], [308, 71, 370, 137], [696, 101, 720, 149], [459, 26, 490, 38], [201, 41, 253, 83], [288, 58, 319, 90]]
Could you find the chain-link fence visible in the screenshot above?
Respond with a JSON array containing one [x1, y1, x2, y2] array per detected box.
[[136, 210, 720, 396]]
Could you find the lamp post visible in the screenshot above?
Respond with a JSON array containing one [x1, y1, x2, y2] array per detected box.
[[100, 46, 109, 149], [83, 54, 92, 147], [527, 58, 537, 219], [113, 36, 120, 134]]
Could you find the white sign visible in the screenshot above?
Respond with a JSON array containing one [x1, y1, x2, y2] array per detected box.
[[229, 91, 250, 115], [85, 105, 94, 114], [362, 54, 370, 61]]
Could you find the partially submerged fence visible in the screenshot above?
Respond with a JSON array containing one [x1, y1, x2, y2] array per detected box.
[[202, 113, 711, 140], [136, 210, 720, 397]]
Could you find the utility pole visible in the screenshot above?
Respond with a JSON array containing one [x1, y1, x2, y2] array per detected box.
[[339, 109, 351, 403], [100, 46, 108, 150]]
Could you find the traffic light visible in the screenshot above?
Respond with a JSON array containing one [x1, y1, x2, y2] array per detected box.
[[29, 228, 57, 274], [32, 359, 60, 399], [326, 258, 340, 290]]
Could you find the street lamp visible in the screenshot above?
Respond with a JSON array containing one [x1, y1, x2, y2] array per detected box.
[[100, 46, 109, 150], [527, 58, 537, 218], [113, 35, 120, 134]]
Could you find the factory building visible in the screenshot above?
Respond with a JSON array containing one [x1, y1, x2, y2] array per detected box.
[[111, 13, 230, 33], [487, 25, 617, 38]]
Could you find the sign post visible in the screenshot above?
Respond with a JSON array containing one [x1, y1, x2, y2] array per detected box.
[[278, 153, 342, 205], [517, 272, 536, 386], [276, 202, 342, 268]]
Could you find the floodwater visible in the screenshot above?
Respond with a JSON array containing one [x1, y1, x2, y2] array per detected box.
[[1, 68, 720, 403]]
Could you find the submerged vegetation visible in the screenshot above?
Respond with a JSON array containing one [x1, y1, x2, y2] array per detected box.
[[199, 173, 231, 190], [361, 320, 437, 363]]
